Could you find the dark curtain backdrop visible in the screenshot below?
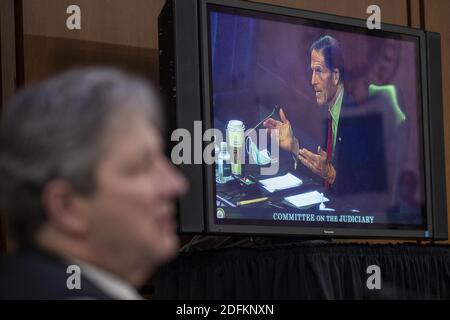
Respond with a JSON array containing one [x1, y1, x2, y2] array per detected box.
[[154, 243, 450, 299]]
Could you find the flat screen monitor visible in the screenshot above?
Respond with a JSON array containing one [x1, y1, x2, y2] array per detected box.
[[158, 0, 447, 239]]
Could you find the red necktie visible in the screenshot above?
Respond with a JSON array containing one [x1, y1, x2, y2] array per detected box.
[[324, 112, 332, 189]]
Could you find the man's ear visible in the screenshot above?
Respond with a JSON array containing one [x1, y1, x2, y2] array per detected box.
[[333, 68, 340, 86], [41, 180, 89, 236]]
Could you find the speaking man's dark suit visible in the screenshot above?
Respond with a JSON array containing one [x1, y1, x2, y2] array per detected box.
[[0, 247, 114, 299], [328, 93, 388, 198]]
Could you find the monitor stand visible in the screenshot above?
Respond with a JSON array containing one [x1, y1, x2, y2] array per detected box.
[[265, 236, 331, 246]]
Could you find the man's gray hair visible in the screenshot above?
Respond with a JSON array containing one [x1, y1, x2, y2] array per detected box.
[[0, 67, 162, 247]]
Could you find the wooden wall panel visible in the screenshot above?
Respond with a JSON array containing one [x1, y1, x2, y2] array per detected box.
[[22, 35, 159, 86], [21, 0, 165, 85], [408, 0, 423, 28], [0, 0, 17, 252], [22, 0, 165, 49]]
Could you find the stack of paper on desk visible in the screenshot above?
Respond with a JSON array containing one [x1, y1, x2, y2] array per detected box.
[[259, 173, 303, 193], [284, 191, 329, 208]]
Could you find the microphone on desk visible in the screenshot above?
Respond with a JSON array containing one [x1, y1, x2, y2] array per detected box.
[[245, 105, 281, 163], [247, 104, 280, 135]]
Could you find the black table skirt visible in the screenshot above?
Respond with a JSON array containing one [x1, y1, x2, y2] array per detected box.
[[154, 243, 450, 299]]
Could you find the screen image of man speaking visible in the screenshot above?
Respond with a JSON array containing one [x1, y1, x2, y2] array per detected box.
[[264, 35, 389, 199]]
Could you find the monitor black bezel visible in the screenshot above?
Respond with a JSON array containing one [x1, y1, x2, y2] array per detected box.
[[199, 0, 434, 239]]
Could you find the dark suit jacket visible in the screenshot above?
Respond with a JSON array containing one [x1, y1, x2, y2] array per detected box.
[[329, 93, 388, 197], [0, 247, 114, 299]]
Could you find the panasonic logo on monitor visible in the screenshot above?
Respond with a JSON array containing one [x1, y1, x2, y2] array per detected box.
[[323, 230, 335, 234]]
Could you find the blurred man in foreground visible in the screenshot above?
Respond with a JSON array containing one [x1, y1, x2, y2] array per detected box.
[[0, 68, 187, 299]]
